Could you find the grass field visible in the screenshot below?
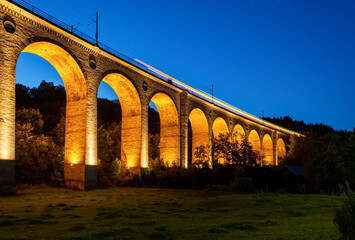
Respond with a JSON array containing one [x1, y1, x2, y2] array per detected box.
[[0, 186, 341, 240]]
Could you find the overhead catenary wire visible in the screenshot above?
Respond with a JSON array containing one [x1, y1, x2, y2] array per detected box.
[[27, 0, 200, 90]]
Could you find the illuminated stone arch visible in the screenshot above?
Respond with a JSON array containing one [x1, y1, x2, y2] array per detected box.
[[262, 134, 273, 165], [248, 129, 261, 154], [212, 117, 229, 164], [150, 92, 179, 166], [212, 117, 229, 138], [189, 108, 209, 164], [232, 124, 245, 143], [277, 138, 286, 165], [100, 73, 141, 172], [21, 41, 87, 189]]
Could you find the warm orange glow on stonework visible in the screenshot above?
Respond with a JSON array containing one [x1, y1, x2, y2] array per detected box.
[[0, 126, 12, 160], [277, 138, 286, 165], [232, 124, 245, 143], [248, 130, 261, 154], [212, 117, 229, 137], [102, 74, 142, 170], [22, 42, 87, 189], [151, 93, 179, 166], [0, 1, 302, 195], [212, 117, 229, 164], [262, 134, 273, 165], [189, 108, 209, 164]]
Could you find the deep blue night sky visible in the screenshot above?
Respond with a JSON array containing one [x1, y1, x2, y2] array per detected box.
[[15, 0, 355, 131]]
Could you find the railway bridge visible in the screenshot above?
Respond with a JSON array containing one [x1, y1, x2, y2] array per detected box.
[[0, 0, 302, 194]]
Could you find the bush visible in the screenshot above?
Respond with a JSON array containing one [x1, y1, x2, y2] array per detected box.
[[50, 171, 64, 187], [334, 182, 355, 239], [230, 167, 253, 192], [15, 108, 64, 185]]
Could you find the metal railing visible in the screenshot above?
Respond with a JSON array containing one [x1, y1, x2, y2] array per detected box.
[[7, 1, 182, 90], [6, 0, 302, 136], [8, 0, 153, 74]]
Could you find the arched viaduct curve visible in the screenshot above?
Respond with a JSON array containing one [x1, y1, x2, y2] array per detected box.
[[0, 0, 302, 194]]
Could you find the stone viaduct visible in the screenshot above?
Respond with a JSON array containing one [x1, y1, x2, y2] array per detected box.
[[0, 0, 302, 195]]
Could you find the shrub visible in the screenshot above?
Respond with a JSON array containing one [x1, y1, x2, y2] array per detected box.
[[230, 167, 253, 192], [334, 182, 355, 239]]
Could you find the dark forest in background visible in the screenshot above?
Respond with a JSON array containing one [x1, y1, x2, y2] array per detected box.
[[15, 81, 355, 192]]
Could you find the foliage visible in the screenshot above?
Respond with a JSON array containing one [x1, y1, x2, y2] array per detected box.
[[15, 108, 63, 185], [15, 81, 162, 187], [97, 121, 121, 187], [237, 135, 260, 166], [97, 98, 121, 123], [149, 133, 160, 163], [263, 115, 334, 137], [16, 107, 44, 135], [192, 145, 209, 169], [334, 182, 355, 239], [230, 167, 253, 192], [287, 132, 355, 192], [15, 82, 66, 185], [14, 81, 355, 194], [211, 133, 260, 167], [213, 133, 233, 165]]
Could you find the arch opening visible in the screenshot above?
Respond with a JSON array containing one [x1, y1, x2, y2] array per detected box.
[[277, 138, 286, 165], [262, 134, 273, 165], [212, 117, 229, 164], [14, 41, 87, 189], [232, 124, 245, 143], [248, 130, 261, 154], [99, 74, 142, 172], [188, 108, 209, 165], [212, 117, 229, 138], [150, 93, 179, 166]]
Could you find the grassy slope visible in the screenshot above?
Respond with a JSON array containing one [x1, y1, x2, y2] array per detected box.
[[0, 187, 341, 240]]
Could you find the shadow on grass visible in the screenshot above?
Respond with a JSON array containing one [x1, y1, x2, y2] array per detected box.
[[90, 227, 135, 239], [134, 220, 158, 226], [208, 227, 229, 234], [0, 220, 13, 227], [95, 210, 124, 220], [69, 223, 87, 232], [220, 221, 259, 231], [148, 226, 169, 239]]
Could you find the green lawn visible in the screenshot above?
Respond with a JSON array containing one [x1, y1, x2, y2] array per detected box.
[[0, 186, 341, 240]]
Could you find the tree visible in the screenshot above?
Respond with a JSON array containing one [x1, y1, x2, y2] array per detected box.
[[97, 121, 121, 186], [237, 135, 260, 166], [334, 182, 355, 239], [193, 145, 209, 169], [148, 133, 160, 169], [15, 108, 62, 185], [211, 133, 261, 167], [213, 133, 232, 165]]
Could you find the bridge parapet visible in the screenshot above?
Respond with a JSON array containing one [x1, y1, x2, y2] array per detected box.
[[0, 0, 301, 194]]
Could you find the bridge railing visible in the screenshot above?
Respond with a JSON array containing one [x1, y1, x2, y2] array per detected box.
[[6, 0, 302, 137], [7, 0, 155, 74], [7, 0, 217, 100], [9, 0, 96, 43]]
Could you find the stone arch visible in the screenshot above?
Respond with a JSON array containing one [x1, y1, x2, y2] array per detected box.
[[20, 41, 87, 189], [150, 92, 179, 166], [248, 129, 261, 154], [189, 108, 209, 164], [212, 117, 229, 138], [262, 134, 273, 165], [277, 138, 286, 165], [100, 73, 142, 172], [17, 37, 86, 76], [212, 117, 229, 164], [232, 124, 245, 143]]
